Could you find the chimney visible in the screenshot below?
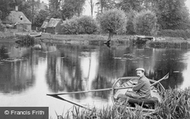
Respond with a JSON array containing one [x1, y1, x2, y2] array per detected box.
[[15, 6, 18, 11]]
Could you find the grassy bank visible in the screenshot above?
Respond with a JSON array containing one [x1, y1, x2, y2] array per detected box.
[[55, 88, 190, 119], [1, 31, 190, 49]]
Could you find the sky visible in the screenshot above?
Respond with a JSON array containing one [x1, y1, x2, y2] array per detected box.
[[186, 0, 190, 12]]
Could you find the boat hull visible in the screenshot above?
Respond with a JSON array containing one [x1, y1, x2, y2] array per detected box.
[[112, 77, 164, 113]]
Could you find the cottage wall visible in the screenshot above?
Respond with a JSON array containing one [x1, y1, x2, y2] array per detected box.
[[55, 21, 63, 34]]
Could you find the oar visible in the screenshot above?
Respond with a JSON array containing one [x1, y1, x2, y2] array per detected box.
[[151, 73, 169, 86], [47, 73, 169, 96], [46, 94, 93, 111], [47, 86, 134, 96]]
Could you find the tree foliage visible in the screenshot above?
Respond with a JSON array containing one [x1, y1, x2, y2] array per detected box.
[[112, 0, 190, 30], [49, 0, 61, 18], [60, 16, 98, 34], [98, 9, 126, 40], [126, 9, 137, 35], [116, 0, 142, 12], [96, 0, 116, 13], [0, 0, 11, 20], [61, 0, 85, 20], [156, 0, 190, 30], [134, 10, 158, 36], [34, 10, 49, 27], [77, 16, 98, 34], [49, 0, 60, 12], [98, 9, 126, 34], [60, 17, 79, 34]]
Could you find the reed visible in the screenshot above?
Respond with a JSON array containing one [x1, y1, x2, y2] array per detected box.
[[156, 88, 190, 119], [56, 88, 190, 119]]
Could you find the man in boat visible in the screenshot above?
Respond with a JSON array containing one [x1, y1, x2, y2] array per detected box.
[[117, 68, 151, 99]]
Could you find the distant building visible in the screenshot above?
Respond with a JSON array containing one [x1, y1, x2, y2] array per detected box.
[[5, 7, 31, 32], [45, 18, 63, 34], [41, 20, 49, 32]]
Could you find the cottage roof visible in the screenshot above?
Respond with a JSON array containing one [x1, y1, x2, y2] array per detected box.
[[47, 18, 62, 28], [6, 11, 31, 25], [41, 21, 49, 28]]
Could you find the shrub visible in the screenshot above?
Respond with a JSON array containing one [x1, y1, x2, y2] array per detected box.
[[157, 29, 190, 39], [0, 20, 5, 32], [60, 16, 79, 34], [98, 9, 127, 37], [134, 10, 158, 36], [77, 16, 98, 34], [60, 16, 98, 34]]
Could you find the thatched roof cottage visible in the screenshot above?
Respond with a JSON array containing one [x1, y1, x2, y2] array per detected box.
[[6, 8, 31, 32]]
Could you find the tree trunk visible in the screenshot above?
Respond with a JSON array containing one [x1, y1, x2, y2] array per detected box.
[[107, 32, 113, 41], [90, 0, 94, 17], [104, 32, 113, 47]]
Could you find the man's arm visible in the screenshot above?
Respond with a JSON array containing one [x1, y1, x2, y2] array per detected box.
[[133, 80, 145, 91]]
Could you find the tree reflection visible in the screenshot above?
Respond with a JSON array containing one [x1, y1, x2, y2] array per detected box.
[[0, 45, 9, 59], [0, 46, 35, 94], [98, 47, 126, 79], [45, 44, 187, 101], [91, 75, 112, 100], [46, 45, 84, 99]]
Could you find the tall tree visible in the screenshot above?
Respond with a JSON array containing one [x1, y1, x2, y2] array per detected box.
[[34, 9, 49, 27], [156, 0, 190, 29], [115, 0, 143, 12], [49, 0, 61, 12], [96, 0, 116, 13], [61, 0, 85, 20], [89, 0, 94, 17], [0, 0, 12, 20], [98, 9, 126, 44]]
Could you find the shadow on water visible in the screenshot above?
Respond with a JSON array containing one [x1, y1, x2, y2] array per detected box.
[[0, 41, 190, 117]]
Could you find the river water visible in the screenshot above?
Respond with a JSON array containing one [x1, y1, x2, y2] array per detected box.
[[0, 41, 190, 118]]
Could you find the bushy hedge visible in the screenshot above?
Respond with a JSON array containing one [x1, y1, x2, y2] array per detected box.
[[134, 10, 158, 36], [77, 16, 98, 34], [60, 16, 98, 34], [98, 9, 127, 34], [60, 17, 79, 34], [157, 29, 190, 39]]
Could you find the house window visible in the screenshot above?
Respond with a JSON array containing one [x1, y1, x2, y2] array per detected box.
[[19, 15, 23, 20]]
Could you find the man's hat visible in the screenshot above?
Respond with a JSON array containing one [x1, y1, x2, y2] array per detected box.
[[136, 68, 145, 72]]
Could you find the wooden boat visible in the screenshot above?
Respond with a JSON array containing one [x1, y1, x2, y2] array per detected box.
[[15, 32, 42, 38], [29, 32, 42, 37], [133, 35, 155, 45], [112, 76, 166, 114]]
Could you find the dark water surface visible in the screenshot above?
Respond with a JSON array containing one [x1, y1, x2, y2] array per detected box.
[[0, 42, 190, 118]]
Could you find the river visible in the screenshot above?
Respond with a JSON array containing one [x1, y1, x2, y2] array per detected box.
[[0, 41, 189, 118]]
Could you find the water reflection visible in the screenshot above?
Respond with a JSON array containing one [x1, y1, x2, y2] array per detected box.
[[0, 45, 34, 94], [0, 42, 190, 118], [181, 52, 190, 89]]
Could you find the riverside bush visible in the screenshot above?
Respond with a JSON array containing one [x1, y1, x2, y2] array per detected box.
[[77, 16, 98, 34], [60, 16, 98, 34], [98, 9, 127, 36], [134, 10, 158, 36], [157, 29, 190, 39], [60, 17, 79, 34]]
